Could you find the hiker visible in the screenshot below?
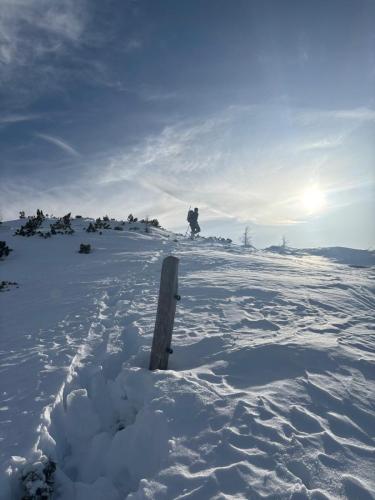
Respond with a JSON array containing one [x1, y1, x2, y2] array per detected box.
[[187, 207, 200, 237]]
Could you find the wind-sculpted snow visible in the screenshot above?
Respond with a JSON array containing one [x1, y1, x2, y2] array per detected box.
[[265, 245, 375, 268], [0, 219, 374, 499]]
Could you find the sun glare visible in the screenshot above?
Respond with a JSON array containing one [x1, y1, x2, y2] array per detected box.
[[301, 187, 327, 214]]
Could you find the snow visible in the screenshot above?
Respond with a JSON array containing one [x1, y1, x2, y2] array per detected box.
[[0, 217, 374, 499], [265, 245, 375, 268]]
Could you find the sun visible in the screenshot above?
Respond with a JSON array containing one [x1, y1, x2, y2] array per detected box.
[[301, 186, 327, 214]]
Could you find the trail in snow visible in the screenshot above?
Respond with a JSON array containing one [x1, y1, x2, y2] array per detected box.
[[0, 218, 173, 498], [0, 219, 374, 499]]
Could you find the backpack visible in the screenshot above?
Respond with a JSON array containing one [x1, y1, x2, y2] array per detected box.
[[187, 210, 194, 223]]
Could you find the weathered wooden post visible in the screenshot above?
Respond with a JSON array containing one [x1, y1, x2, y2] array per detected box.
[[149, 256, 180, 370]]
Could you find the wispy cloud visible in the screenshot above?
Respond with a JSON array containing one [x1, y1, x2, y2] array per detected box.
[[0, 0, 90, 101], [0, 0, 86, 65], [294, 107, 375, 126], [35, 133, 80, 157], [137, 86, 179, 102], [123, 38, 143, 53], [298, 135, 345, 151], [0, 0, 146, 110], [0, 113, 41, 124]]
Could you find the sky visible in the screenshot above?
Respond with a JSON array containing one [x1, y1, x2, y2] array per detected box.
[[0, 0, 374, 248]]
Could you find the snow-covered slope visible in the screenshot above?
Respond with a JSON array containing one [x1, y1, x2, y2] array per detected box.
[[265, 245, 375, 268], [0, 218, 374, 499]]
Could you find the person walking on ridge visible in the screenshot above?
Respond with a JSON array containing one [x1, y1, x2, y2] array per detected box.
[[187, 207, 200, 238]]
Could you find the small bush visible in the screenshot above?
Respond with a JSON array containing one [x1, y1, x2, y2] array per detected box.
[[205, 236, 232, 244], [94, 218, 110, 230], [127, 214, 138, 223], [0, 241, 13, 259], [0, 281, 18, 292], [86, 223, 97, 233], [15, 213, 43, 236], [15, 211, 74, 237], [150, 218, 160, 228], [79, 244, 91, 254], [50, 213, 74, 235]]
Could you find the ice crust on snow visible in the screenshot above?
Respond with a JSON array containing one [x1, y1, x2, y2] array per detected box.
[[0, 218, 374, 499]]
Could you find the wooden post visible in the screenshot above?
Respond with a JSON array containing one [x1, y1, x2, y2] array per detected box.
[[149, 256, 180, 370]]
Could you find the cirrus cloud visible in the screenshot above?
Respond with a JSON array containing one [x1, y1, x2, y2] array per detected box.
[[35, 133, 80, 157]]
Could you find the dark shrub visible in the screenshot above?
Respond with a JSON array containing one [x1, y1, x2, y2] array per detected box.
[[86, 223, 97, 233], [150, 219, 160, 227], [79, 244, 91, 254], [0, 241, 12, 259], [95, 218, 110, 229], [15, 213, 43, 236], [50, 213, 74, 235]]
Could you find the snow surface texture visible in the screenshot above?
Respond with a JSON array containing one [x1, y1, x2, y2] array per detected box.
[[0, 218, 374, 499]]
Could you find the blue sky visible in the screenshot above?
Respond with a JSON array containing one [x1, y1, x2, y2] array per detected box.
[[0, 0, 374, 248]]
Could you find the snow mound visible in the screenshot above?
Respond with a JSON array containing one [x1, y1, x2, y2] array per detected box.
[[265, 245, 375, 268], [303, 246, 375, 268]]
